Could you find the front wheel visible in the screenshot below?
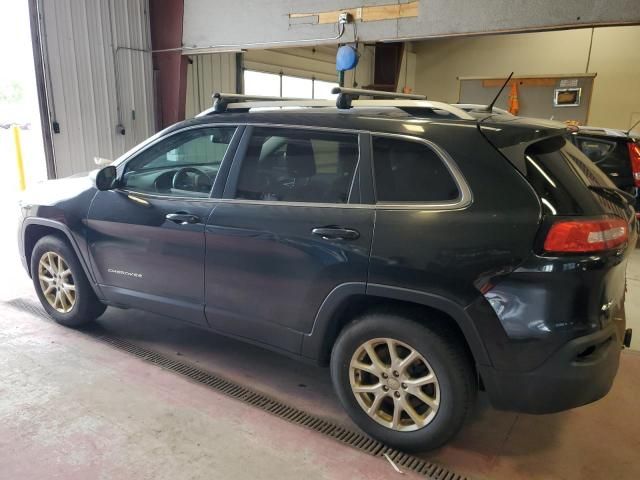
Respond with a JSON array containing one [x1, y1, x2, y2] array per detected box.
[[330, 312, 476, 452], [31, 235, 106, 327]]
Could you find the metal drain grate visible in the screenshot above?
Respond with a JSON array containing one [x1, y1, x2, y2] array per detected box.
[[6, 298, 469, 480]]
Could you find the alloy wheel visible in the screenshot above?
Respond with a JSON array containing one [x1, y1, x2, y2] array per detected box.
[[38, 252, 76, 313], [349, 338, 440, 432]]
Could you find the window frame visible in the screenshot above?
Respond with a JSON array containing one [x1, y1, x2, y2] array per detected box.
[[222, 125, 363, 206], [114, 121, 472, 210], [115, 125, 243, 200], [370, 132, 471, 208]]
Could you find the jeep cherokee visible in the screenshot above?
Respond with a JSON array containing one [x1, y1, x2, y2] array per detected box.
[[18, 89, 635, 451]]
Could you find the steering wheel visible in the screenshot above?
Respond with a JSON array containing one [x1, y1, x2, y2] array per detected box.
[[172, 167, 212, 192]]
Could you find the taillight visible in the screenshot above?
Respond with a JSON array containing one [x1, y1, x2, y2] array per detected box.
[[628, 142, 640, 187], [544, 217, 628, 253]]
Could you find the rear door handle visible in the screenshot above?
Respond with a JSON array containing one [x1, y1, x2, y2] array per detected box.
[[311, 227, 360, 240], [166, 213, 201, 225]]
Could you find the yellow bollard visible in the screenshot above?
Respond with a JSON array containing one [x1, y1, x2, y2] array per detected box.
[[12, 125, 26, 191]]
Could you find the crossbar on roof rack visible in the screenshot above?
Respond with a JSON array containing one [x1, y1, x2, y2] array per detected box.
[[331, 87, 425, 109], [331, 87, 426, 100], [211, 92, 310, 113]]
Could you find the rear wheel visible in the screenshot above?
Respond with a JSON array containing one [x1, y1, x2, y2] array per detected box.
[[331, 312, 476, 452], [31, 235, 106, 327]]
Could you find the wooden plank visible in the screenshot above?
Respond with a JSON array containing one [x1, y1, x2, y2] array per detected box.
[[362, 4, 401, 22], [400, 1, 419, 18], [290, 1, 418, 25], [482, 78, 557, 88], [459, 73, 597, 80]]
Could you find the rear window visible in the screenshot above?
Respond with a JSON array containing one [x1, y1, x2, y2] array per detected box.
[[372, 136, 459, 203], [525, 136, 623, 216]]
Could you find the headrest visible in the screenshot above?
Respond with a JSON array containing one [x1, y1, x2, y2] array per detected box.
[[286, 140, 316, 178]]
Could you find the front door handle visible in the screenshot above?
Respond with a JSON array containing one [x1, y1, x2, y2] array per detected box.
[[311, 227, 360, 240], [166, 213, 201, 225]]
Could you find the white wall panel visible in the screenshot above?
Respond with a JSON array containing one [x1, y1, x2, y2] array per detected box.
[[413, 26, 640, 129], [185, 53, 236, 118], [40, 0, 154, 177]]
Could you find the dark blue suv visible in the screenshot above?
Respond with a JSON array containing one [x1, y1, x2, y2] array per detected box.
[[18, 90, 635, 451]]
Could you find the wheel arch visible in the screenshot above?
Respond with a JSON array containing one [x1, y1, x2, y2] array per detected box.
[[22, 218, 97, 287], [302, 283, 490, 368]]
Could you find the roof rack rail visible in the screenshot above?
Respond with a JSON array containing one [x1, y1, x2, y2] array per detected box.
[[331, 87, 425, 109], [195, 91, 474, 121]]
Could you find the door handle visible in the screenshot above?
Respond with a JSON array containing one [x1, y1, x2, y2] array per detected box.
[[166, 213, 201, 225], [311, 227, 360, 240]]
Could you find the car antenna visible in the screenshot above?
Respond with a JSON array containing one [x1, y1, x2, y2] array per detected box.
[[484, 72, 514, 113], [627, 118, 640, 136]]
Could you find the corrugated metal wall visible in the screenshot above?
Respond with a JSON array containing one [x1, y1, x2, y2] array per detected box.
[[185, 53, 236, 118], [40, 0, 154, 177]]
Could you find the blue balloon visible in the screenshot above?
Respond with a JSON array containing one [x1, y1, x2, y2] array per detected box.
[[336, 45, 359, 71]]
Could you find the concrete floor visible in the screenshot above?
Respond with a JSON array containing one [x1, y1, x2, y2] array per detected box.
[[2, 196, 639, 479]]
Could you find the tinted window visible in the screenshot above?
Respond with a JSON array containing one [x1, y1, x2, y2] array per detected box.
[[234, 128, 359, 203], [574, 136, 616, 163], [525, 136, 624, 216], [123, 127, 235, 197], [572, 134, 633, 189], [372, 136, 459, 202]]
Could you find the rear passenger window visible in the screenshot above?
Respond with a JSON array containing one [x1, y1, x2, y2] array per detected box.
[[234, 128, 359, 203], [372, 136, 459, 202]]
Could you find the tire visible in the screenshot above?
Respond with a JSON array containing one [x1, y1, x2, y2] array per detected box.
[[330, 311, 476, 452], [30, 235, 106, 327]]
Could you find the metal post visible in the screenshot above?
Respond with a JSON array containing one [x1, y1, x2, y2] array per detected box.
[[12, 125, 27, 191]]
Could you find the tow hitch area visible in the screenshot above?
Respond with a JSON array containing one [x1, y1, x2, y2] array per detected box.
[[624, 329, 633, 348]]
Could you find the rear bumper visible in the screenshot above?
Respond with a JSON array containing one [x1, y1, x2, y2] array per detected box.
[[479, 324, 622, 414]]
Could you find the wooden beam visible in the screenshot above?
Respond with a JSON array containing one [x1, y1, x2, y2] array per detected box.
[[482, 78, 557, 88], [290, 1, 419, 25]]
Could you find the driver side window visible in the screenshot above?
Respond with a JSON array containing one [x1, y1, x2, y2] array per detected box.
[[123, 126, 236, 197]]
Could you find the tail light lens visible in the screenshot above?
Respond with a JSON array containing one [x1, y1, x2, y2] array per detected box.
[[544, 217, 628, 253], [628, 142, 640, 187]]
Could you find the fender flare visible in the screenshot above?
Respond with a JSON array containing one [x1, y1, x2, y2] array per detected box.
[[21, 218, 99, 289], [301, 282, 490, 366]]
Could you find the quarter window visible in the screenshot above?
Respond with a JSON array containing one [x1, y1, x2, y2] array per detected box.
[[234, 128, 359, 203], [372, 136, 460, 202], [123, 127, 236, 197]]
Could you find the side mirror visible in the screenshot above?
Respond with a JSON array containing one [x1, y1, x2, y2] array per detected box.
[[95, 165, 119, 191]]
